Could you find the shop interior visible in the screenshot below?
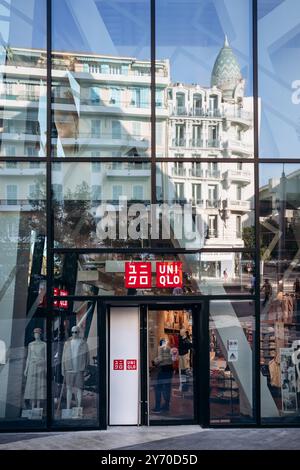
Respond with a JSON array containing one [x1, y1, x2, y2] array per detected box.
[[148, 309, 194, 421]]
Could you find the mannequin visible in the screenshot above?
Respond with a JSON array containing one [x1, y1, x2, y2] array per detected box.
[[24, 328, 46, 409], [62, 326, 89, 410], [178, 328, 192, 392]]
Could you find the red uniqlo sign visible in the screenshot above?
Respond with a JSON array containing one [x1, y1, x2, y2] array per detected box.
[[156, 262, 183, 288], [126, 359, 137, 370], [125, 262, 152, 289], [113, 359, 124, 370]]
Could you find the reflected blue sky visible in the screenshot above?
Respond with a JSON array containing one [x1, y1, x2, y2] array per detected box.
[[4, 0, 253, 93], [0, 0, 46, 48], [258, 0, 300, 157], [156, 0, 252, 93], [259, 163, 300, 186]]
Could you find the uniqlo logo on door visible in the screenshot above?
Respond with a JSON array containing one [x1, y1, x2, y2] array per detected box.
[[125, 262, 152, 288], [126, 359, 137, 370], [113, 359, 124, 370], [156, 262, 183, 288]]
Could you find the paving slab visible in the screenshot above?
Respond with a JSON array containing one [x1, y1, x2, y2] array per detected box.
[[0, 426, 201, 450], [0, 427, 299, 450]]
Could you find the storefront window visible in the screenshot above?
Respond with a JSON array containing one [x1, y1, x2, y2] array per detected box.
[[0, 319, 47, 426], [0, 162, 47, 427], [52, 304, 98, 426], [258, 0, 300, 157], [148, 308, 195, 421], [52, 162, 151, 248], [209, 300, 255, 424], [51, 0, 151, 158], [260, 163, 300, 422], [0, 0, 47, 157], [53, 252, 254, 297], [156, 162, 255, 249], [156, 0, 253, 158]]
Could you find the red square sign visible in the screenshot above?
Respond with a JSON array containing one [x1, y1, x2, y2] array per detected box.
[[113, 359, 124, 370], [53, 287, 59, 307], [126, 359, 137, 370], [156, 262, 183, 288], [125, 262, 152, 289], [59, 289, 69, 309]]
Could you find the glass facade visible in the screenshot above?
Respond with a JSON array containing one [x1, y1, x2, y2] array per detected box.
[[210, 300, 255, 424], [0, 0, 299, 429]]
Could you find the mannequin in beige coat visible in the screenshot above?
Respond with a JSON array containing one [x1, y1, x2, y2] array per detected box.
[[62, 326, 90, 409]]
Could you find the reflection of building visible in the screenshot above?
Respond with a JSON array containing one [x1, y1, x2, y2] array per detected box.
[[0, 47, 169, 158], [0, 38, 254, 280], [162, 37, 254, 278], [260, 168, 300, 290]]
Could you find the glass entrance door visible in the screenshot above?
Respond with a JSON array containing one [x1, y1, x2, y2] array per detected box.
[[147, 306, 199, 424], [106, 302, 204, 427]]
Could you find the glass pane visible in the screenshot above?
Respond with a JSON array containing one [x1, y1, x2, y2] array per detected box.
[[0, 0, 47, 157], [52, 0, 151, 158], [148, 308, 194, 421], [260, 163, 300, 423], [258, 0, 300, 157], [210, 300, 255, 424], [0, 162, 47, 427], [54, 252, 254, 296], [156, 0, 254, 158], [52, 303, 98, 426], [52, 162, 151, 248], [260, 163, 300, 293], [0, 318, 48, 427], [156, 162, 255, 249]]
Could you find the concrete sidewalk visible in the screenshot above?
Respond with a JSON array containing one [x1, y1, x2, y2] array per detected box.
[[0, 426, 300, 450]]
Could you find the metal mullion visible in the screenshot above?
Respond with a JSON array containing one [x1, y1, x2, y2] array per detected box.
[[3, 156, 300, 164], [46, 0, 53, 431], [51, 157, 152, 163], [139, 304, 148, 425], [151, 0, 156, 205], [0, 156, 48, 162], [53, 294, 255, 302], [98, 300, 107, 429], [258, 158, 300, 163], [51, 247, 256, 254], [155, 157, 255, 163], [253, 0, 261, 427], [196, 299, 210, 426]]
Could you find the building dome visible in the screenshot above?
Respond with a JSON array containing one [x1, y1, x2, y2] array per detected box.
[[211, 36, 243, 101]]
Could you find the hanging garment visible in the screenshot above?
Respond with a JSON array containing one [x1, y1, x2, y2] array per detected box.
[[287, 295, 295, 322], [268, 299, 283, 321], [179, 353, 190, 370], [282, 296, 289, 322], [268, 355, 281, 388]]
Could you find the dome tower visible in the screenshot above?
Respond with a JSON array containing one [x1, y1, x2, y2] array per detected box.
[[211, 36, 244, 102]]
